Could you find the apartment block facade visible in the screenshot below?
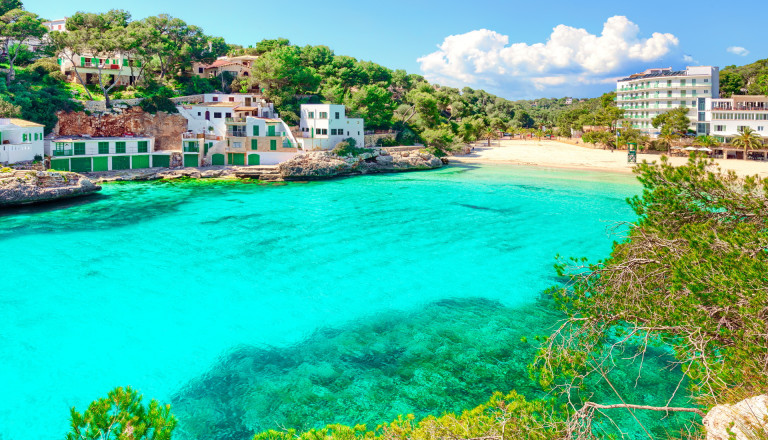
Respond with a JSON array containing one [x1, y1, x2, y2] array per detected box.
[[616, 66, 719, 136], [298, 104, 364, 150]]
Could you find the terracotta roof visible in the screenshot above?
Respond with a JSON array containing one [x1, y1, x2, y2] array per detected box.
[[234, 106, 259, 111], [9, 118, 44, 128]]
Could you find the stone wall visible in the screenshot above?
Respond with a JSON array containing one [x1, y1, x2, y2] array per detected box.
[[78, 95, 205, 112], [55, 107, 188, 151]]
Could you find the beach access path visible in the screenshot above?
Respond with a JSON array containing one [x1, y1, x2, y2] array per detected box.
[[451, 139, 768, 178]]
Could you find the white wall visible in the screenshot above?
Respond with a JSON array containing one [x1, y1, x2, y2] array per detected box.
[[254, 152, 299, 165]]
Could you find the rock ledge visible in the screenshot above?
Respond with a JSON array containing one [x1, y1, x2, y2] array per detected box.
[[0, 170, 101, 207]]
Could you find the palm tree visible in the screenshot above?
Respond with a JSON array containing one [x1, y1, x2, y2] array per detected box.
[[658, 131, 679, 153], [731, 127, 763, 159], [482, 127, 497, 147], [693, 135, 720, 148]]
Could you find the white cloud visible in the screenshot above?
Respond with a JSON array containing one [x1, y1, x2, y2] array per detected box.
[[727, 46, 749, 56], [417, 16, 679, 98], [683, 54, 696, 63]]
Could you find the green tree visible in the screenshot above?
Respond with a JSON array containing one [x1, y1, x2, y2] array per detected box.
[[0, 0, 21, 15], [651, 107, 690, 137], [0, 95, 20, 116], [693, 135, 720, 148], [345, 84, 393, 128], [731, 126, 763, 157], [719, 70, 745, 97], [0, 9, 47, 82], [67, 386, 177, 440], [510, 110, 535, 129], [535, 156, 768, 428]]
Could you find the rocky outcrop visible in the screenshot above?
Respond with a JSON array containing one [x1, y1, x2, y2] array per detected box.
[[0, 170, 101, 207], [55, 107, 187, 151], [703, 395, 768, 440], [278, 149, 444, 180]]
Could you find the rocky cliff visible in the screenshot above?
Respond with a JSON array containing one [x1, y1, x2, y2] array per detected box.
[[278, 149, 445, 180], [55, 107, 187, 151], [0, 170, 101, 207]]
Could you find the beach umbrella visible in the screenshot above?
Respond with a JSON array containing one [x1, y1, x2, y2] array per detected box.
[[683, 146, 698, 151], [697, 147, 712, 152]]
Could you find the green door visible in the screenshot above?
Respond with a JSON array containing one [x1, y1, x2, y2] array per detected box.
[[184, 154, 199, 167], [270, 139, 277, 150], [70, 157, 92, 173], [131, 155, 150, 169], [152, 154, 170, 168], [50, 158, 69, 171], [267, 125, 275, 136], [112, 156, 130, 170], [93, 156, 109, 171], [211, 154, 225, 166], [227, 153, 245, 165], [248, 153, 260, 165]]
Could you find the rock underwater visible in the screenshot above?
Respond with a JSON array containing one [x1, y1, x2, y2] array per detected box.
[[0, 170, 101, 207]]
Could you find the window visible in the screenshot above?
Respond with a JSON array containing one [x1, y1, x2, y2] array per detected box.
[[335, 112, 340, 119], [198, 67, 203, 73], [692, 79, 696, 86], [715, 125, 726, 131], [320, 112, 328, 119], [229, 97, 235, 102], [759, 126, 765, 132], [74, 142, 86, 155], [738, 125, 749, 133], [667, 80, 672, 86], [22, 133, 26, 142], [308, 111, 314, 118], [198, 112, 201, 116], [251, 139, 258, 150], [225, 113, 231, 118], [253, 125, 259, 136], [214, 112, 222, 118], [704, 78, 709, 83], [212, 96, 218, 102], [681, 79, 686, 86], [232, 141, 242, 149], [270, 139, 277, 150], [138, 141, 148, 153], [116, 141, 126, 153], [98, 142, 109, 154]]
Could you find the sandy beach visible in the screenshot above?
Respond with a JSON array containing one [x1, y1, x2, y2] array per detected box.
[[450, 139, 768, 178]]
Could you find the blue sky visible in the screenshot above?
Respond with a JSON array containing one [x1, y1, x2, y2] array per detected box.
[[27, 0, 767, 99]]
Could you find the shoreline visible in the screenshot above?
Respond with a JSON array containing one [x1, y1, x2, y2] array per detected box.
[[450, 140, 768, 178]]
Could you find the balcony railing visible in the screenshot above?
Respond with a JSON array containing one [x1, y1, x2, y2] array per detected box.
[[183, 145, 199, 152], [53, 149, 72, 156], [226, 117, 247, 124], [227, 130, 247, 137]]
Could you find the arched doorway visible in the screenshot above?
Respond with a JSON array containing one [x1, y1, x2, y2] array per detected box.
[[205, 111, 210, 121]]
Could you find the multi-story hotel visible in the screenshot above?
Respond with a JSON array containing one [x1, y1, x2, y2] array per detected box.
[[616, 66, 719, 136], [699, 95, 768, 141]]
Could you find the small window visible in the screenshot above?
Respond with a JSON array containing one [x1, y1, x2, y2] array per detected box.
[[335, 112, 340, 119], [212, 96, 218, 102], [98, 142, 109, 154], [116, 141, 126, 153], [138, 141, 148, 153], [253, 125, 259, 136], [308, 111, 314, 118], [214, 112, 222, 118], [229, 97, 235, 102], [251, 139, 258, 149], [225, 113, 231, 118], [320, 112, 328, 119], [74, 142, 86, 155], [198, 67, 203, 73], [198, 112, 201, 116]]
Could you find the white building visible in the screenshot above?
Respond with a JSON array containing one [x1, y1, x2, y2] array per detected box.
[[177, 94, 299, 166], [57, 51, 144, 86], [699, 95, 768, 142], [46, 136, 157, 172], [298, 104, 364, 150], [43, 18, 67, 32], [0, 119, 45, 164], [616, 66, 719, 136]]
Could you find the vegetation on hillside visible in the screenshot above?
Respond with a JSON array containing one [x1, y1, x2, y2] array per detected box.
[[719, 58, 768, 97]]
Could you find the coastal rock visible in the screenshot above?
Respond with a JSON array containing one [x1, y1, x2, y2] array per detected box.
[[0, 170, 101, 206], [278, 148, 443, 180], [55, 108, 187, 151], [703, 395, 768, 440]]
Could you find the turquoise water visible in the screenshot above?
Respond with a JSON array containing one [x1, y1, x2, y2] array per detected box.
[[1, 164, 654, 440]]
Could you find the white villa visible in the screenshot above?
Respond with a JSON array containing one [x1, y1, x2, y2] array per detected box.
[[698, 95, 768, 142], [616, 66, 719, 137], [177, 93, 299, 166], [0, 119, 45, 165], [46, 136, 157, 172], [298, 104, 364, 150], [57, 52, 144, 86]]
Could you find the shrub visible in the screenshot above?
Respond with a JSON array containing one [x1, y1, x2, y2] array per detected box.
[[332, 138, 372, 157], [139, 95, 179, 114]]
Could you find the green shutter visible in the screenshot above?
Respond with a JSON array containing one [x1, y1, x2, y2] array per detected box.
[[22, 133, 26, 142], [115, 142, 126, 153], [252, 125, 259, 136], [138, 141, 148, 153], [98, 142, 109, 154], [270, 139, 276, 150], [74, 142, 86, 155], [183, 154, 199, 167], [251, 139, 258, 150], [267, 125, 275, 136]]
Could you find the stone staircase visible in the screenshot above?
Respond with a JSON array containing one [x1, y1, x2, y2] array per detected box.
[[234, 165, 282, 181]]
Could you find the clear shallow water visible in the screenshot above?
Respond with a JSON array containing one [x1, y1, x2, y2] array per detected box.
[[1, 164, 644, 440]]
